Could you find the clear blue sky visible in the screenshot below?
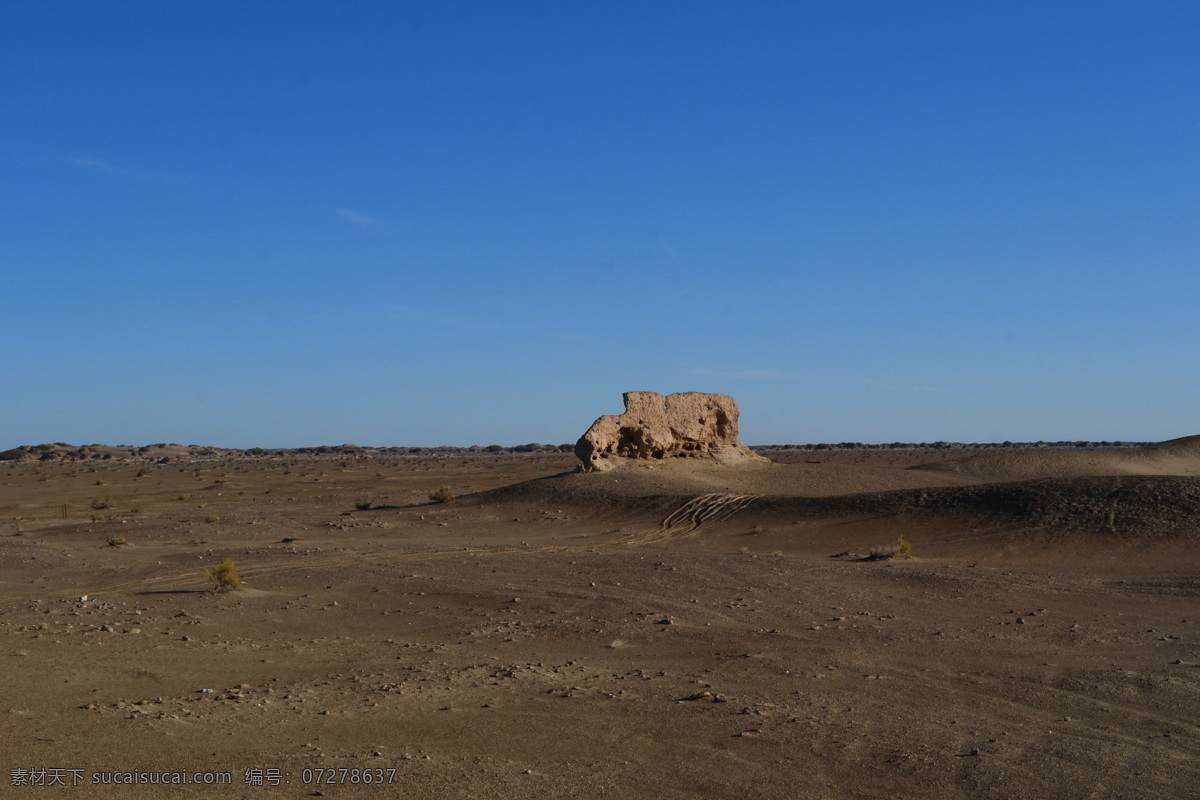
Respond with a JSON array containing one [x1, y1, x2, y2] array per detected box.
[[2, 1, 1197, 449]]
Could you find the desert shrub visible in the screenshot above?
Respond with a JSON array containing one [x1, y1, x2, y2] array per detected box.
[[355, 501, 372, 510], [0, 448, 25, 461], [95, 480, 107, 486], [868, 535, 913, 561], [429, 486, 456, 504], [205, 515, 220, 524], [135, 468, 149, 477], [91, 498, 110, 510], [177, 494, 190, 501], [107, 535, 127, 548], [205, 557, 243, 592]]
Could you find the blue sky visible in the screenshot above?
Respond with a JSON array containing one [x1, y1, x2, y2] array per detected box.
[[2, 1, 1197, 448]]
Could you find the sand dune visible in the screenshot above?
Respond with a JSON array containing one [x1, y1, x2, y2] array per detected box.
[[480, 457, 1200, 543], [909, 435, 1200, 481]]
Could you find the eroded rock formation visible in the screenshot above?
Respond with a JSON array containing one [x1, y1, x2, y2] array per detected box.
[[575, 391, 768, 472]]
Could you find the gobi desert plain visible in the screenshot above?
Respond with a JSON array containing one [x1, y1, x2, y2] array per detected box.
[[2, 393, 1198, 799]]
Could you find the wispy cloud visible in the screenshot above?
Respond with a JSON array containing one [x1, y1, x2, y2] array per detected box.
[[336, 208, 384, 227], [388, 304, 598, 341], [69, 157, 123, 174], [388, 305, 425, 322], [687, 368, 791, 379], [67, 155, 182, 184], [637, 233, 677, 261], [863, 380, 944, 393], [388, 305, 508, 333]]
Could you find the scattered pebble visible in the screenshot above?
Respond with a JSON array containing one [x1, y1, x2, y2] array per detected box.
[[679, 691, 713, 702]]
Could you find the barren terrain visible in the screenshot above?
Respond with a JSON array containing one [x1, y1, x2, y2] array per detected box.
[[2, 440, 1198, 798]]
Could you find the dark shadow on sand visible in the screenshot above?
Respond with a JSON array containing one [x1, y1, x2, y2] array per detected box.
[[136, 589, 208, 595]]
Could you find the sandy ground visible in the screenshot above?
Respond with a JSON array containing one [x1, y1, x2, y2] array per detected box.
[[2, 442, 1198, 799]]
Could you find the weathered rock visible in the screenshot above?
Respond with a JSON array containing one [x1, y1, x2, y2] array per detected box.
[[575, 391, 768, 472]]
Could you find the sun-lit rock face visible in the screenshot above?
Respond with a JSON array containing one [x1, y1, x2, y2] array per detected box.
[[574, 391, 768, 472]]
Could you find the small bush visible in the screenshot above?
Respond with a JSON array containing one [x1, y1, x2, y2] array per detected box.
[[205, 557, 243, 592], [868, 535, 913, 561], [355, 501, 372, 511], [91, 498, 110, 510], [107, 535, 127, 548], [177, 494, 190, 501], [205, 514, 220, 524], [429, 486, 456, 504]]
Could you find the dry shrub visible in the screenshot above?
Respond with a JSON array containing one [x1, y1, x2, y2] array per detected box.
[[868, 535, 913, 561], [205, 557, 243, 592], [429, 486, 456, 504]]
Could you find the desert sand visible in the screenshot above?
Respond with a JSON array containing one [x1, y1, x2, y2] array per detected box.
[[2, 439, 1198, 798]]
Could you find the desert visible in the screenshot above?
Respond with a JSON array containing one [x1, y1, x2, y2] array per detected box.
[[2, 431, 1198, 799], [9, 3, 1197, 797]]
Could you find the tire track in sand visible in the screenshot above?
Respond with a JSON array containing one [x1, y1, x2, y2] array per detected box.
[[625, 493, 761, 545]]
